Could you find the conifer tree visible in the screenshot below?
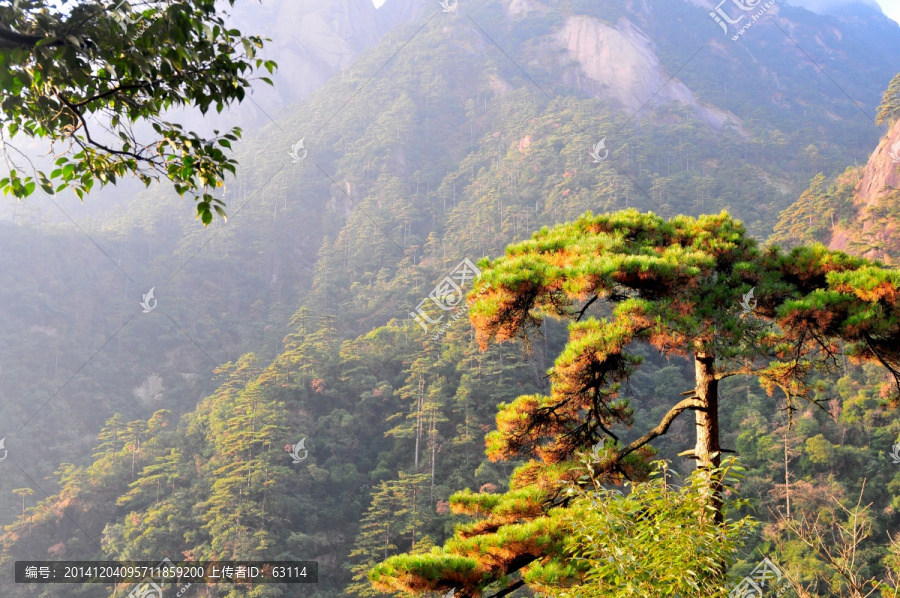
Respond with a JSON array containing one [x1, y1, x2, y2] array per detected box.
[[877, 72, 900, 126], [347, 473, 431, 597], [371, 209, 900, 597], [11, 488, 33, 516], [93, 413, 128, 458]]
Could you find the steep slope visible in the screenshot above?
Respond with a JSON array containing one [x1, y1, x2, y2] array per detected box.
[[2, 0, 897, 512], [773, 118, 900, 263], [832, 118, 900, 262], [175, 0, 427, 132], [552, 14, 743, 130], [855, 120, 900, 209]]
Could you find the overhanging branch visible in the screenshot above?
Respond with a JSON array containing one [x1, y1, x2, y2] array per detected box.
[[54, 90, 157, 164], [0, 26, 45, 49], [485, 579, 526, 598], [616, 396, 704, 461], [574, 294, 599, 321], [715, 367, 753, 380]]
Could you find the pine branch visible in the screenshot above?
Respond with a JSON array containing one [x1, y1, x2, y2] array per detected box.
[[485, 579, 526, 598], [615, 397, 704, 461]]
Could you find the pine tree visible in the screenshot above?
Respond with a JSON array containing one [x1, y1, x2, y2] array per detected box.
[[371, 209, 900, 597], [11, 488, 33, 516], [347, 473, 431, 597], [386, 342, 446, 472], [117, 448, 183, 507], [93, 413, 128, 459], [877, 72, 900, 126]]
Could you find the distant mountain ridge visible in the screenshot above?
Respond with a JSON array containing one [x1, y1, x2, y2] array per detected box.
[[211, 0, 900, 144]]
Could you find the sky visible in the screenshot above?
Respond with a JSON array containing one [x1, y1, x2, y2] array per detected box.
[[874, 0, 899, 22], [372, 0, 900, 25], [789, 0, 900, 23]]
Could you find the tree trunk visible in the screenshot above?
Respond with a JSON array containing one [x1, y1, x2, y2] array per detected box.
[[784, 431, 791, 518], [693, 352, 723, 524]]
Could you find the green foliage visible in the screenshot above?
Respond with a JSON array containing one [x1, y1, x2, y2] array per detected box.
[[0, 0, 275, 223], [804, 434, 835, 465], [559, 459, 759, 598], [1, 2, 900, 596], [372, 208, 900, 596], [877, 72, 900, 126], [771, 171, 858, 249], [346, 473, 431, 597]]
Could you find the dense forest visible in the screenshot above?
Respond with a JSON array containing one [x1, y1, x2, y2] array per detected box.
[[1, 0, 900, 596]]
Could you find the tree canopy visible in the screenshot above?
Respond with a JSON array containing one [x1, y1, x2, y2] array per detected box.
[[877, 71, 900, 126], [371, 209, 900, 597], [0, 0, 275, 224]]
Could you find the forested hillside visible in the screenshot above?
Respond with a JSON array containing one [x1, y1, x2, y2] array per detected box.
[[774, 79, 900, 264], [2, 0, 900, 596]]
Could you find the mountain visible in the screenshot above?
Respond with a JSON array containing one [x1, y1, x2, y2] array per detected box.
[[2, 0, 900, 596], [829, 118, 900, 261], [773, 116, 900, 262], [223, 0, 439, 113]]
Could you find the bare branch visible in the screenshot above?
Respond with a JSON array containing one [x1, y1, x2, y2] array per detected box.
[[616, 396, 704, 461], [485, 579, 526, 598], [54, 91, 157, 163], [575, 294, 599, 321], [0, 26, 48, 49]]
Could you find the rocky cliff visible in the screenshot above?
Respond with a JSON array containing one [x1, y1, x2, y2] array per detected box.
[[828, 119, 900, 261]]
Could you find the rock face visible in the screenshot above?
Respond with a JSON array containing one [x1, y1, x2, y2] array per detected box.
[[497, 0, 745, 132], [228, 0, 744, 134], [133, 373, 165, 406], [227, 0, 900, 141], [853, 119, 900, 209], [552, 15, 743, 131], [828, 118, 900, 258]]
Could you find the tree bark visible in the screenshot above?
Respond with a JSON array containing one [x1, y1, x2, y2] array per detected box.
[[0, 27, 44, 49], [694, 352, 723, 524]]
